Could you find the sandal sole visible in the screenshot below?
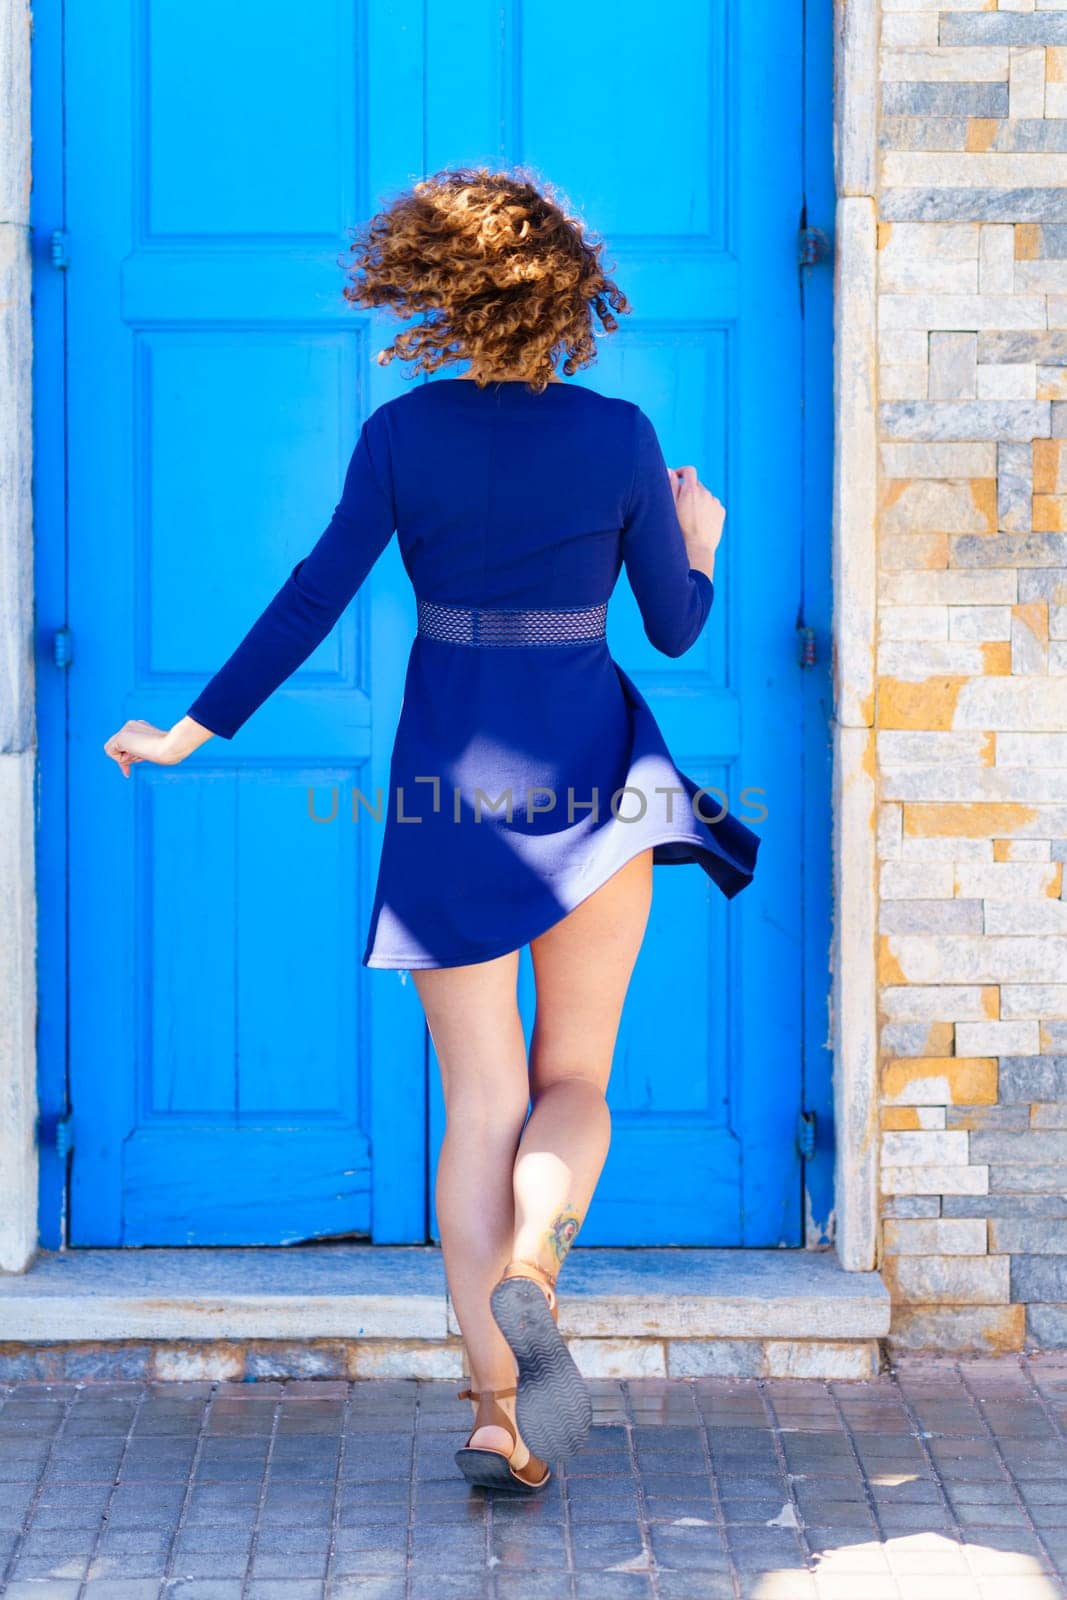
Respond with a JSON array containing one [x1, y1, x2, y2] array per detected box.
[[454, 1445, 550, 1494], [489, 1275, 592, 1461]]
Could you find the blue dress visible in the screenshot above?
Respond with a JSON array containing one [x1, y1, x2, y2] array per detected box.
[[185, 377, 762, 969]]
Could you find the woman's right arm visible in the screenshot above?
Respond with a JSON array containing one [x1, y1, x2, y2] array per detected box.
[[620, 405, 724, 658]]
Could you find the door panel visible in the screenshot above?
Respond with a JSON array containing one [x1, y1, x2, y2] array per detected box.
[[62, 0, 426, 1245], [426, 0, 810, 1245]]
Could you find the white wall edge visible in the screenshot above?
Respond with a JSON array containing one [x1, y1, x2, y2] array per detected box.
[[0, 751, 38, 1273], [0, 0, 37, 1275], [830, 0, 881, 1272]]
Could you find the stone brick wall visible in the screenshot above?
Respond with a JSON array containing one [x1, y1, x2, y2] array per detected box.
[[873, 1, 1067, 1352]]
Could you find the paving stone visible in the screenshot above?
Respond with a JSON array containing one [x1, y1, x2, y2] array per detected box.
[[248, 1555, 329, 1579], [81, 1584, 164, 1600], [165, 1585, 244, 1600], [648, 1522, 731, 1570], [323, 1582, 404, 1599], [244, 1585, 324, 1600], [329, 1523, 406, 1554], [1, 1586, 83, 1600], [169, 1555, 248, 1581], [328, 1551, 406, 1578], [495, 1577, 572, 1600], [0, 1373, 1064, 1589], [408, 1578, 489, 1599], [573, 1577, 654, 1598]]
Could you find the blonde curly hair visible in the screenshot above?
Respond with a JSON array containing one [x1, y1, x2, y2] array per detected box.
[[342, 165, 631, 394]]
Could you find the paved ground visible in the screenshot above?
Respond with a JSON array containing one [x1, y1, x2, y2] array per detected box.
[[1, 1358, 1066, 1600]]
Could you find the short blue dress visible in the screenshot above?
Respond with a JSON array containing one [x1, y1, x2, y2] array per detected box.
[[185, 377, 762, 969]]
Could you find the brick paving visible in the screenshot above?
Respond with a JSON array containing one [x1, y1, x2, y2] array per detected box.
[[1, 1357, 1066, 1600]]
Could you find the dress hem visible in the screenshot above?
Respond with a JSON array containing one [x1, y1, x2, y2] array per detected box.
[[360, 824, 759, 972]]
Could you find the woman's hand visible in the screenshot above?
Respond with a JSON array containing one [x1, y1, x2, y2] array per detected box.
[[103, 715, 213, 777], [668, 465, 724, 579]]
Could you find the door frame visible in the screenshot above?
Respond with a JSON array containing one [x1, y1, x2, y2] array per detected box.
[[8, 0, 876, 1270], [799, 0, 837, 1249], [30, 0, 68, 1251]]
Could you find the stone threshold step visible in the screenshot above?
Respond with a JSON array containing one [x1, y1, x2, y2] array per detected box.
[[0, 1244, 888, 1344]]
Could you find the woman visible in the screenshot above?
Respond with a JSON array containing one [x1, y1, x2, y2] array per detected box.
[[104, 165, 761, 1494]]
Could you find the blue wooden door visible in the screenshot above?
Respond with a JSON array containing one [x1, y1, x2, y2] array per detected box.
[[42, 2, 828, 1248], [56, 2, 428, 1244], [425, 2, 824, 1245]]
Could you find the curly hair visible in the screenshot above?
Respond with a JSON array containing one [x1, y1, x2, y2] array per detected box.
[[342, 165, 631, 395]]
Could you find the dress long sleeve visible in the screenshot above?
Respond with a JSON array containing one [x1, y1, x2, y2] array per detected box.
[[621, 405, 714, 658], [184, 415, 396, 739]]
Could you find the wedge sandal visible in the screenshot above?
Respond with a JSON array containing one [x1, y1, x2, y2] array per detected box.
[[453, 1384, 551, 1494], [489, 1258, 592, 1462]]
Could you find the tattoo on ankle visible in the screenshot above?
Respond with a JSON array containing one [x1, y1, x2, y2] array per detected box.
[[546, 1207, 581, 1266]]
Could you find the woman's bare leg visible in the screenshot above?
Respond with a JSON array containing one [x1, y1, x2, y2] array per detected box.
[[516, 847, 654, 1279], [412, 847, 654, 1460], [412, 950, 529, 1458]]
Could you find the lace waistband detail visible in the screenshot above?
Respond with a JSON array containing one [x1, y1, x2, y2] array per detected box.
[[416, 598, 608, 647]]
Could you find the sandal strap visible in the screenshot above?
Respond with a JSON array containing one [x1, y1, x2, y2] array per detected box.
[[456, 1384, 551, 1487], [511, 1450, 551, 1488], [457, 1385, 517, 1447]]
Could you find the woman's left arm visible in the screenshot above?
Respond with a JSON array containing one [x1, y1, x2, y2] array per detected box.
[[103, 413, 396, 774]]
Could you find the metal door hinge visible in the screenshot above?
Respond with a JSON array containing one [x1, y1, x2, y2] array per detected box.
[[796, 1110, 816, 1161], [797, 624, 816, 668], [798, 225, 832, 267], [53, 626, 73, 668], [38, 1111, 74, 1160], [50, 229, 70, 269]]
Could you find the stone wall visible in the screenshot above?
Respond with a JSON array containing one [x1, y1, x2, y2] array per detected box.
[[873, 0, 1067, 1351]]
